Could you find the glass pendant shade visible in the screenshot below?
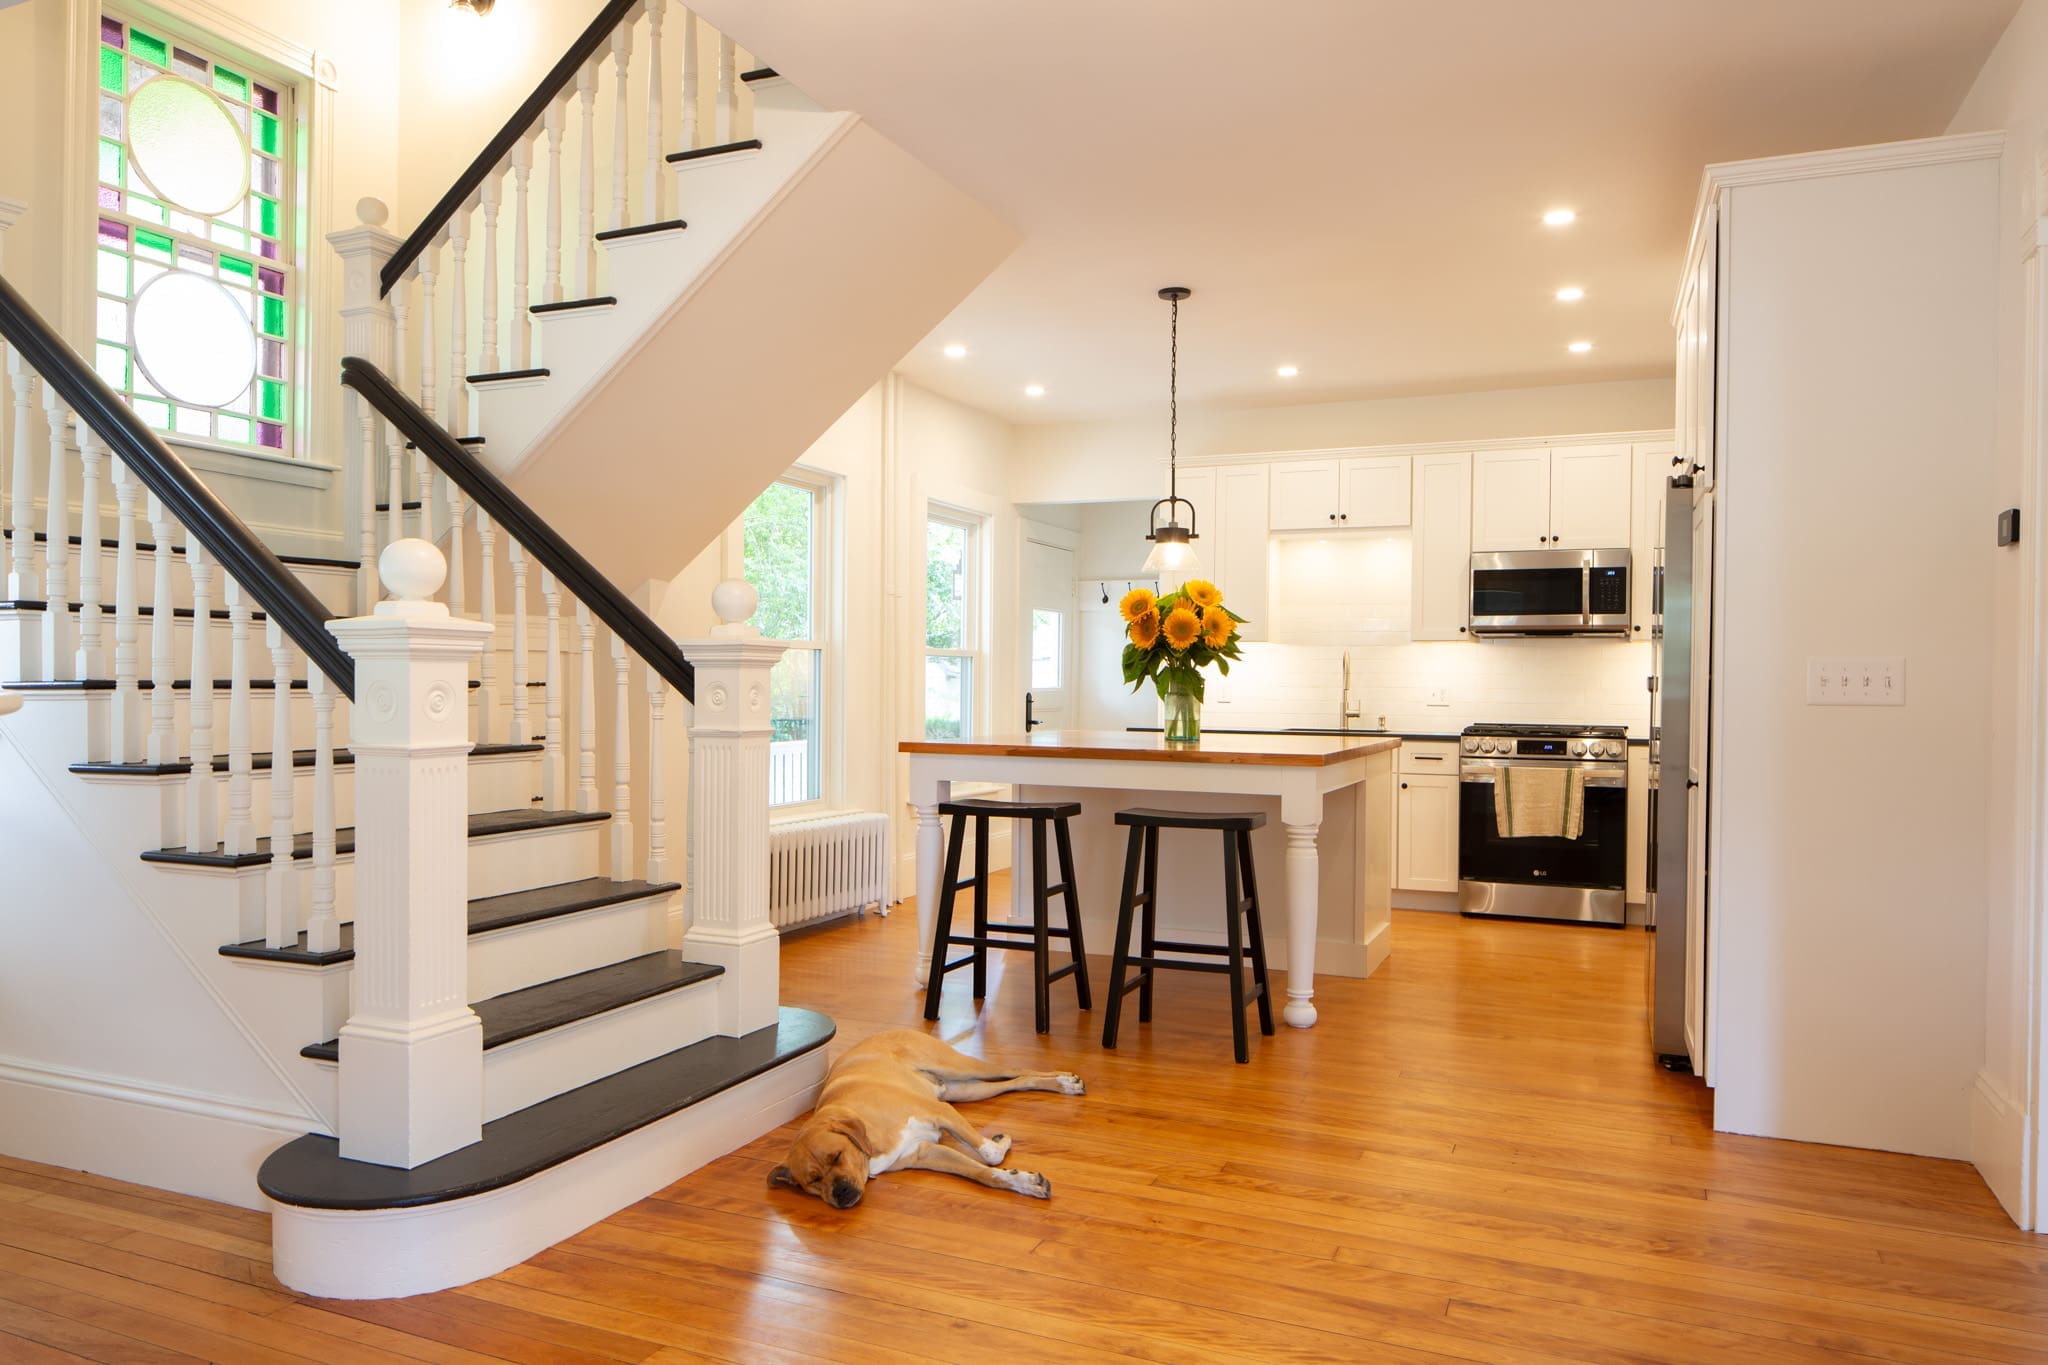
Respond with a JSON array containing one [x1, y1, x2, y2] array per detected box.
[[1141, 525, 1199, 576]]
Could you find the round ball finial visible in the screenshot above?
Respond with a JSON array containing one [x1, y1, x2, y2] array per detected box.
[[356, 197, 390, 227], [712, 578, 759, 627], [380, 538, 447, 602]]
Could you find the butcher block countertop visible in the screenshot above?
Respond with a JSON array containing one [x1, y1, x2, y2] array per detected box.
[[898, 729, 1401, 768]]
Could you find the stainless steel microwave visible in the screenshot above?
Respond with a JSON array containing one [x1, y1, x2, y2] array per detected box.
[[1469, 548, 1631, 637]]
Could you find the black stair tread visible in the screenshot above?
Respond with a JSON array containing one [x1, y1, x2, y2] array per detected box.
[[530, 296, 616, 314], [467, 367, 550, 385], [9, 677, 486, 692], [260, 1006, 833, 1210], [143, 806, 608, 870], [739, 67, 779, 82], [71, 739, 540, 779], [0, 602, 269, 623], [298, 949, 721, 1061], [219, 875, 679, 967], [593, 219, 687, 242], [3, 528, 358, 572], [667, 139, 762, 164], [373, 501, 425, 512]]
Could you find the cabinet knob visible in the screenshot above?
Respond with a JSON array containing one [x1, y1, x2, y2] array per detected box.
[[1458, 626, 1467, 633], [1401, 782, 1409, 790], [1328, 513, 1337, 522], [1340, 514, 1348, 521]]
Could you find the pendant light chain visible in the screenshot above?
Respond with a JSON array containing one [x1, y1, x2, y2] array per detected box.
[[1169, 291, 1179, 507]]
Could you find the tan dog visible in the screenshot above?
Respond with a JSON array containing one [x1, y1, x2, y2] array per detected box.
[[770, 1030, 1084, 1208]]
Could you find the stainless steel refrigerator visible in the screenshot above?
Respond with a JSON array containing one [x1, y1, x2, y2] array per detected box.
[[1646, 475, 1693, 1069]]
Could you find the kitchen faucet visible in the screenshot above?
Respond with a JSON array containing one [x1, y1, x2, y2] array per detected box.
[[1340, 652, 1362, 729]]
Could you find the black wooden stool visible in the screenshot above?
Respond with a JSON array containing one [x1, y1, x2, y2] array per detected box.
[[922, 798, 1092, 1034], [1101, 808, 1274, 1063]]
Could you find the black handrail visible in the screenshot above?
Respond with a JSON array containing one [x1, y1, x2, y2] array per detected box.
[[0, 275, 355, 698], [339, 357, 694, 703], [380, 0, 643, 298]]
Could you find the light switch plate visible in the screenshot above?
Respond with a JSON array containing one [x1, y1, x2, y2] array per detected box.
[[1426, 688, 1450, 708], [1806, 657, 1905, 706]]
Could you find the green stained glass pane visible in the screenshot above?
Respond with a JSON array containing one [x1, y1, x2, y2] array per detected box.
[[217, 414, 252, 445], [255, 195, 278, 238], [133, 397, 170, 429], [96, 249, 129, 297], [130, 28, 167, 67], [98, 138, 122, 187], [213, 67, 247, 102], [100, 46, 123, 94], [134, 228, 173, 262], [259, 378, 285, 421], [254, 112, 278, 156], [219, 255, 254, 282], [261, 295, 285, 338], [95, 343, 131, 390]]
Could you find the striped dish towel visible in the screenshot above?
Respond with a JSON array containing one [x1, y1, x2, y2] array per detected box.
[[1494, 765, 1585, 840]]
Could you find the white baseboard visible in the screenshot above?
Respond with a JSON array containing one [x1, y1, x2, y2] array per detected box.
[[1972, 1068, 2031, 1229], [0, 1055, 318, 1211]]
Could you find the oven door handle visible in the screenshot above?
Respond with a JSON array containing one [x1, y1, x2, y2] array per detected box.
[[1460, 767, 1628, 789]]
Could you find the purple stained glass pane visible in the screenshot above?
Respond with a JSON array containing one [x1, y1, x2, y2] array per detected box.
[[101, 16, 123, 47], [258, 238, 279, 261], [97, 217, 130, 246], [257, 421, 284, 449], [254, 84, 279, 114], [257, 267, 284, 296], [97, 186, 122, 211]]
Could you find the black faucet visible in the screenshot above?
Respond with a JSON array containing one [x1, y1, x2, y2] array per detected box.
[[1025, 692, 1039, 731]]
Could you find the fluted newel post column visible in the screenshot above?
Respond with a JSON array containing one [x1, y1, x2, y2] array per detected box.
[[327, 199, 402, 611], [328, 539, 492, 1168], [681, 579, 785, 1038]]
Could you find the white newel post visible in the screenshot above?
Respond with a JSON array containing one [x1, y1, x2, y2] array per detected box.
[[328, 540, 492, 1168], [681, 579, 785, 1038], [327, 199, 401, 610]]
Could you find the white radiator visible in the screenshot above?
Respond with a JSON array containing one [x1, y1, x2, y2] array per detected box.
[[767, 811, 891, 930]]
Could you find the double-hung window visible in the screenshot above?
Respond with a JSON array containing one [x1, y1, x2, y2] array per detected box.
[[743, 479, 828, 808], [924, 511, 980, 740], [95, 15, 296, 454]]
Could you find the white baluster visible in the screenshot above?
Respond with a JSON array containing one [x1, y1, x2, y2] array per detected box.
[[448, 207, 470, 436], [145, 493, 174, 765], [510, 136, 534, 369], [680, 7, 700, 153], [478, 172, 501, 376], [40, 385, 72, 680], [643, 0, 666, 224], [184, 536, 219, 853], [73, 422, 103, 680], [476, 507, 497, 742], [541, 567, 563, 807], [415, 256, 440, 549], [307, 667, 339, 954], [445, 481, 467, 618], [716, 32, 735, 145], [645, 664, 667, 884], [610, 632, 633, 875], [222, 576, 255, 856], [388, 285, 410, 546], [543, 98, 566, 305], [350, 387, 378, 606], [264, 619, 297, 949], [610, 22, 634, 232], [108, 457, 142, 762], [577, 63, 599, 297], [576, 598, 598, 813], [5, 357, 32, 599], [508, 537, 530, 744]]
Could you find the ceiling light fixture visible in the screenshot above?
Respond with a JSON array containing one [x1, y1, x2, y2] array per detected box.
[[942, 343, 967, 359], [1568, 340, 1593, 354], [1276, 365, 1299, 378], [1141, 286, 1200, 577], [1024, 383, 1045, 398], [449, 0, 496, 15], [1555, 286, 1585, 302], [1543, 208, 1576, 227]]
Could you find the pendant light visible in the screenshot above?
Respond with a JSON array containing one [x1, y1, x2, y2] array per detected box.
[[1141, 286, 1200, 577]]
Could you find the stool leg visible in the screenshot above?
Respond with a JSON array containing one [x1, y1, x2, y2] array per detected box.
[[1139, 826, 1160, 1024], [1030, 816, 1053, 1034], [923, 814, 970, 1021], [1222, 829, 1250, 1064], [971, 814, 991, 1000], [1054, 815, 1092, 1009], [1241, 827, 1275, 1037], [1102, 823, 1144, 1049]]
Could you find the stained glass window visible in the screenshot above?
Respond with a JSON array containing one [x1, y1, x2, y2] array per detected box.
[[96, 15, 293, 454]]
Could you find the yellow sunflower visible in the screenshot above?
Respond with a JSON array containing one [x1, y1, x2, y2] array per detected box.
[[1119, 587, 1157, 623], [1202, 608, 1235, 647], [1130, 609, 1161, 650], [1182, 579, 1222, 610], [1163, 606, 1202, 652]]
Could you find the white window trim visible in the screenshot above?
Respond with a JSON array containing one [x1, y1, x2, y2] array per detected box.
[[925, 503, 985, 740]]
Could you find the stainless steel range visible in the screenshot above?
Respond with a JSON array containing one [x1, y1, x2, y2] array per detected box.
[[1458, 722, 1630, 926]]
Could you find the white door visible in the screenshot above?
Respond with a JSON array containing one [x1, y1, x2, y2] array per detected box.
[[1268, 460, 1342, 531], [1684, 492, 1714, 1079], [1471, 448, 1552, 550], [1410, 451, 1473, 641], [1021, 537, 1076, 732], [1339, 455, 1412, 528], [1548, 444, 1633, 549], [1396, 774, 1459, 893], [1214, 464, 1271, 641]]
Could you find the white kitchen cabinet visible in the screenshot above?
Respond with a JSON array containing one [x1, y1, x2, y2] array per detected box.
[[1471, 448, 1552, 550], [1339, 456, 1412, 528], [1410, 451, 1472, 641], [1212, 464, 1271, 642], [1268, 460, 1341, 531], [1268, 455, 1411, 530], [1548, 444, 1633, 549], [1395, 743, 1460, 894], [1629, 442, 1674, 640], [1674, 204, 1719, 494]]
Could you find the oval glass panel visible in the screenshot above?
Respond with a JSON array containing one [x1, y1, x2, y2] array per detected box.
[[127, 76, 247, 217], [131, 272, 258, 409]]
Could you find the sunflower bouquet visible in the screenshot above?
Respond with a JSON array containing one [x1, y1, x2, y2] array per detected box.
[[1119, 580, 1246, 741]]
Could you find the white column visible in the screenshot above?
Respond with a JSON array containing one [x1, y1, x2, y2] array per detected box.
[[682, 579, 785, 1036], [328, 539, 492, 1169], [327, 199, 402, 609], [1280, 815, 1321, 1029]]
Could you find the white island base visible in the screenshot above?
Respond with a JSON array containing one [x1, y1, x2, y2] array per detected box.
[[901, 731, 1399, 1028]]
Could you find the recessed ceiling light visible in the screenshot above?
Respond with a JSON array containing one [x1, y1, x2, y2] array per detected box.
[[1568, 340, 1593, 354], [942, 343, 967, 359], [1024, 384, 1045, 398], [1543, 208, 1577, 227], [1555, 286, 1585, 302], [1276, 365, 1299, 378]]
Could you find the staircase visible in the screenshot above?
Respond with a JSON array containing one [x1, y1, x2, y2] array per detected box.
[[0, 1, 1011, 1301]]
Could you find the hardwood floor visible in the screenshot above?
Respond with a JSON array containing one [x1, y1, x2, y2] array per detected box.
[[4, 897, 2044, 1362]]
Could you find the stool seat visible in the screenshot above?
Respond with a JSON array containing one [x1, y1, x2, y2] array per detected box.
[[939, 797, 1085, 821], [1114, 807, 1267, 832]]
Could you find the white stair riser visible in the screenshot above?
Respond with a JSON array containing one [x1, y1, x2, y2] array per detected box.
[[468, 820, 605, 899], [466, 893, 673, 1001], [480, 975, 720, 1121]]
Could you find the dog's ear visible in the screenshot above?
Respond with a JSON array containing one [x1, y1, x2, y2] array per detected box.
[[768, 1164, 799, 1189], [829, 1112, 872, 1156]]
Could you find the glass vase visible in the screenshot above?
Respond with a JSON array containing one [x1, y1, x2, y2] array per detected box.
[[1162, 676, 1202, 744]]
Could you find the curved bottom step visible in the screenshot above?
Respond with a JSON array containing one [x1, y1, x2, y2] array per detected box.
[[262, 1006, 833, 1299]]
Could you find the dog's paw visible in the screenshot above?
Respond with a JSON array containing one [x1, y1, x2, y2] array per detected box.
[[978, 1132, 1013, 1165], [1056, 1073, 1085, 1095], [1007, 1170, 1052, 1199]]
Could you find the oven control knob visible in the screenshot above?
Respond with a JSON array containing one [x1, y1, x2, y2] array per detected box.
[[1462, 738, 1480, 753], [1569, 740, 1587, 757], [1480, 738, 1496, 753], [1605, 741, 1622, 758]]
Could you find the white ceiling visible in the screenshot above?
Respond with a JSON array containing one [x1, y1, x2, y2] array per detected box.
[[693, 0, 2018, 424]]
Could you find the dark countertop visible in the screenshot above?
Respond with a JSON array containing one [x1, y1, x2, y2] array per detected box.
[[1127, 726, 1650, 745]]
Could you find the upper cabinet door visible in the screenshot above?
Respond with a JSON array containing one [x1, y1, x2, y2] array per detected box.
[[1213, 463, 1271, 642], [1471, 448, 1552, 550], [1268, 460, 1342, 531], [1339, 455, 1412, 528], [1410, 451, 1472, 642], [1630, 443, 1673, 638], [1548, 444, 1633, 549]]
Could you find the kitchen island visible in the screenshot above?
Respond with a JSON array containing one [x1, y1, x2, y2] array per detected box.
[[899, 730, 1400, 1028]]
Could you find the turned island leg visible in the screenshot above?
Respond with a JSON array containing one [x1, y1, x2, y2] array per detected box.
[[1281, 818, 1321, 1028], [911, 769, 951, 988]]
